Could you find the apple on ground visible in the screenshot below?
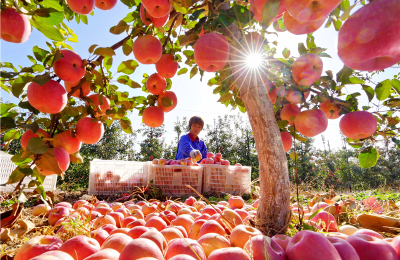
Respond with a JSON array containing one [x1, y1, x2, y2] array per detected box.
[[14, 236, 63, 260]]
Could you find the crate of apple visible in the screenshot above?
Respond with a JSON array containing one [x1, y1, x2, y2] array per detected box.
[[152, 158, 199, 166], [200, 153, 251, 195], [149, 159, 203, 197]]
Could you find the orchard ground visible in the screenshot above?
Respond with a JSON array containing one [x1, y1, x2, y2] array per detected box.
[[1, 185, 400, 259]]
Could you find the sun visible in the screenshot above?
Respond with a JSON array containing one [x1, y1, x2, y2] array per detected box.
[[245, 52, 264, 69]]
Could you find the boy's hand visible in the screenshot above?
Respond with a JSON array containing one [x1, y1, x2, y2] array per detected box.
[[190, 150, 202, 161]]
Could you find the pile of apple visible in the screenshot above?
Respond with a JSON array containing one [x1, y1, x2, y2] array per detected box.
[[15, 195, 400, 260], [152, 153, 242, 167]]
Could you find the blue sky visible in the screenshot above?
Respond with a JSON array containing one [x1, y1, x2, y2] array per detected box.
[[1, 2, 398, 152]]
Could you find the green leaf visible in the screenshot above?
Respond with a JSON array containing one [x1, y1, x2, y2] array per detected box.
[[12, 75, 34, 98], [32, 167, 45, 184], [70, 152, 83, 164], [103, 56, 113, 71], [306, 34, 316, 50], [391, 79, 400, 95], [336, 65, 353, 82], [227, 5, 254, 24], [110, 20, 129, 34], [218, 93, 233, 103], [1, 103, 17, 115], [359, 147, 379, 168], [88, 44, 98, 53], [260, 0, 280, 28], [217, 14, 235, 28], [19, 168, 33, 176], [1, 117, 16, 132], [35, 185, 47, 200], [282, 48, 290, 59], [20, 122, 40, 134], [120, 117, 134, 134], [117, 60, 139, 74], [178, 68, 188, 75], [94, 47, 116, 57], [19, 101, 40, 114], [11, 152, 33, 166], [33, 8, 64, 26], [161, 97, 172, 107], [190, 66, 198, 79], [342, 77, 365, 85], [30, 19, 64, 41], [31, 73, 51, 86], [35, 148, 63, 175], [33, 46, 50, 62], [298, 43, 308, 55], [4, 129, 21, 142], [32, 64, 45, 73], [7, 168, 24, 184], [80, 14, 88, 25], [122, 38, 133, 56], [362, 85, 375, 102], [375, 79, 392, 101], [41, 0, 64, 11], [27, 137, 49, 154]]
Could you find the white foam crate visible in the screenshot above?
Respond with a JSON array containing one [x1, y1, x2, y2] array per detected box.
[[89, 160, 149, 195], [0, 152, 57, 193], [148, 164, 203, 197], [202, 164, 251, 195]]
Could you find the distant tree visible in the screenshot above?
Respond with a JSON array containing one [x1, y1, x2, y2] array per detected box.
[[136, 124, 165, 161]]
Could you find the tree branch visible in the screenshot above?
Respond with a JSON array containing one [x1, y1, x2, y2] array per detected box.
[[67, 35, 130, 98], [163, 14, 180, 50]]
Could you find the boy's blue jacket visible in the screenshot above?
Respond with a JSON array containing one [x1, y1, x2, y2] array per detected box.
[[175, 133, 207, 162]]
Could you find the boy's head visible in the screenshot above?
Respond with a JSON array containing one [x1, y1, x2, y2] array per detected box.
[[189, 116, 204, 136]]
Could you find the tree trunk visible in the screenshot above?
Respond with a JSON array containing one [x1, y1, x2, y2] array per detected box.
[[240, 84, 291, 236], [217, 0, 291, 236]]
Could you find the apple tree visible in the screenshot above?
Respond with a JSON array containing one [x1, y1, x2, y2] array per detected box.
[[1, 0, 400, 235]]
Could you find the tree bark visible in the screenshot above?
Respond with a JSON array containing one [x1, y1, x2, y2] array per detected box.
[[218, 0, 291, 236], [240, 81, 291, 236]]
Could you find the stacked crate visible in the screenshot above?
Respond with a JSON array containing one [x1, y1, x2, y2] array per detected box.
[[89, 160, 149, 195], [202, 164, 252, 195], [148, 164, 203, 197]]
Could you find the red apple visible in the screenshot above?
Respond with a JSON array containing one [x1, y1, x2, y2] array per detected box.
[[133, 35, 162, 64], [147, 73, 167, 95], [281, 104, 300, 125], [294, 109, 328, 137], [194, 33, 230, 72], [156, 54, 179, 78], [27, 80, 67, 114], [60, 235, 100, 260], [119, 238, 164, 260], [337, 0, 400, 71], [250, 0, 286, 23], [327, 236, 360, 260], [82, 248, 120, 260], [53, 50, 86, 82], [142, 0, 172, 18], [339, 111, 377, 139], [76, 117, 104, 144], [165, 238, 206, 260], [198, 233, 232, 257], [346, 233, 398, 260], [285, 0, 342, 22], [66, 0, 95, 14], [65, 79, 91, 98], [53, 130, 82, 154], [140, 229, 168, 252], [101, 233, 133, 253], [230, 224, 263, 248], [142, 106, 164, 128], [14, 236, 63, 260], [271, 234, 291, 252], [140, 5, 169, 27], [287, 230, 341, 260], [48, 206, 70, 226], [207, 247, 251, 260], [229, 196, 245, 209], [292, 53, 323, 87], [86, 94, 111, 117], [0, 7, 31, 43], [311, 211, 338, 232], [353, 229, 384, 239], [320, 100, 341, 119], [95, 0, 118, 10], [244, 235, 287, 260], [283, 11, 325, 35]]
